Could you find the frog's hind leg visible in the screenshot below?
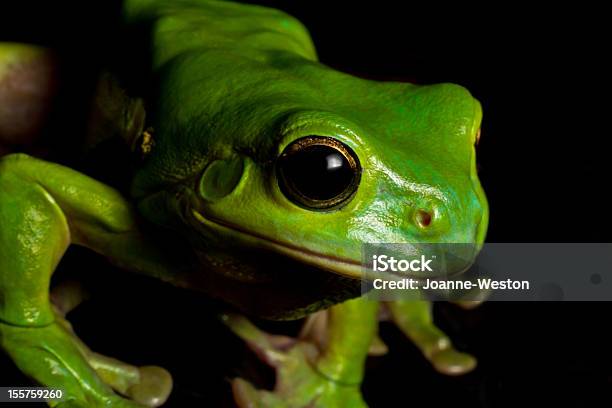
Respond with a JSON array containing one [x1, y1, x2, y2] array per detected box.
[[0, 43, 58, 153], [386, 300, 476, 375], [0, 153, 174, 407]]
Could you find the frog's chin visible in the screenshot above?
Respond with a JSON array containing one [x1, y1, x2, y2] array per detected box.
[[191, 210, 364, 280]]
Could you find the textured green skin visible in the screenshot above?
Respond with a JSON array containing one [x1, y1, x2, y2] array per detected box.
[[0, 1, 488, 406]]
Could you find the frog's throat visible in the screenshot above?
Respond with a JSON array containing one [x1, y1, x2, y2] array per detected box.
[[191, 210, 363, 280]]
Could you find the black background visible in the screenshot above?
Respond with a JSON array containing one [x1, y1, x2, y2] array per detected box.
[[1, 1, 611, 407]]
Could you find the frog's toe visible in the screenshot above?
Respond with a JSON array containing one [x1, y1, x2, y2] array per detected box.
[[74, 335, 172, 407], [430, 348, 477, 375], [221, 313, 297, 367], [125, 366, 173, 407]]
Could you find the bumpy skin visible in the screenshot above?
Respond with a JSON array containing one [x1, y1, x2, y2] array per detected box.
[[0, 1, 488, 407]]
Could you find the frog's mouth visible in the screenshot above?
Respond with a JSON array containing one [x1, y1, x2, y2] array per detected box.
[[191, 209, 481, 284], [191, 210, 364, 280], [188, 210, 482, 319]]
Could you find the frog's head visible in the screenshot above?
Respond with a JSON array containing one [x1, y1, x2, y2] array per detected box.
[[132, 53, 488, 318]]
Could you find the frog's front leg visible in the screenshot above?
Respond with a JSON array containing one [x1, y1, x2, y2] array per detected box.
[[0, 153, 172, 407], [224, 297, 379, 408], [386, 300, 476, 375]]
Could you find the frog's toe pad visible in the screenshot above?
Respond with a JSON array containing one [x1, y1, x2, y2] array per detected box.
[[126, 366, 173, 407], [430, 348, 476, 375]]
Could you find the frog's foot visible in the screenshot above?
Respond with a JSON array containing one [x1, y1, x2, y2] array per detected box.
[[222, 313, 368, 408], [0, 320, 145, 408], [385, 300, 476, 375], [81, 351, 172, 407], [48, 281, 173, 407]]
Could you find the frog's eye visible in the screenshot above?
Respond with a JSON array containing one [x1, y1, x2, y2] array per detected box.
[[276, 136, 361, 211]]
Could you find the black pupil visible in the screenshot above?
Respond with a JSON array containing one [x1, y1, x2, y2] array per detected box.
[[279, 144, 355, 202]]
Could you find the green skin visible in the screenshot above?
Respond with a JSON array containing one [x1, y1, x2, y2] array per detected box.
[[0, 1, 488, 407]]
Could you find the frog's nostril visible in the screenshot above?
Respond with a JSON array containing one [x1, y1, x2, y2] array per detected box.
[[415, 209, 433, 228]]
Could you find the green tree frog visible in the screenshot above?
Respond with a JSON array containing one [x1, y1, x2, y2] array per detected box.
[[0, 1, 488, 406]]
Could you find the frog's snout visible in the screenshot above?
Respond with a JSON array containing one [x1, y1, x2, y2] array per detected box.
[[401, 185, 488, 245]]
